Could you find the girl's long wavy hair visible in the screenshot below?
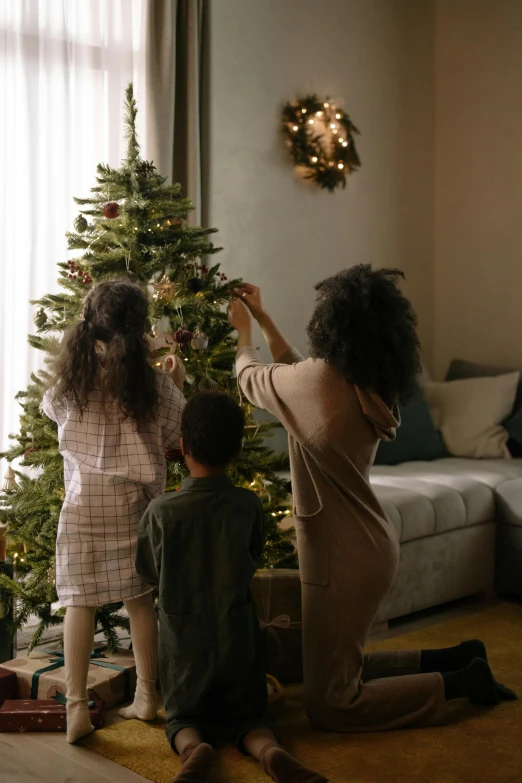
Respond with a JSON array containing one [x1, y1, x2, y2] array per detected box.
[[50, 279, 158, 429]]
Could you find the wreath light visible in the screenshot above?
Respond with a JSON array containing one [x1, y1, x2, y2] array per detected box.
[[282, 95, 361, 192]]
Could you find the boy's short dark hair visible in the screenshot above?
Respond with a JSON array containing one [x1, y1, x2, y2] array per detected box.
[[181, 391, 245, 467]]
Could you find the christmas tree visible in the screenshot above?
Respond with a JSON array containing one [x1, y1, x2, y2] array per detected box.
[[0, 85, 296, 652]]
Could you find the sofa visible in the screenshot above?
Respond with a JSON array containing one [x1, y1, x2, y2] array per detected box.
[[368, 357, 522, 625], [371, 457, 522, 625]]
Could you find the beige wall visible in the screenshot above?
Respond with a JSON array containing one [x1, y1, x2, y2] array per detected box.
[[434, 0, 522, 377], [208, 0, 436, 363]]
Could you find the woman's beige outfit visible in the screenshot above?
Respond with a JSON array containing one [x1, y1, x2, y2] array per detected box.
[[236, 346, 446, 732]]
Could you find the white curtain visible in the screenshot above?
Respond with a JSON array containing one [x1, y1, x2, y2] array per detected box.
[[0, 1, 151, 469]]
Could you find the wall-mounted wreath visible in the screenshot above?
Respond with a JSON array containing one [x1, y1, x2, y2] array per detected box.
[[282, 95, 360, 192]]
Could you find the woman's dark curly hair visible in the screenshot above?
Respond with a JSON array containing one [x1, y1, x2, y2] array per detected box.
[[50, 279, 158, 429], [307, 265, 421, 406]]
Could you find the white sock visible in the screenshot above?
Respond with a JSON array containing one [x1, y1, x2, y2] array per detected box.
[[118, 593, 158, 721], [64, 606, 96, 744]]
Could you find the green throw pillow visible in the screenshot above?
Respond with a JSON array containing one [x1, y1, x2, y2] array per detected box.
[[374, 392, 447, 466]]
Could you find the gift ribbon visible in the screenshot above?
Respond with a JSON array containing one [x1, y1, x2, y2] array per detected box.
[[30, 647, 131, 702], [257, 572, 301, 630], [51, 691, 95, 708], [256, 571, 302, 675]]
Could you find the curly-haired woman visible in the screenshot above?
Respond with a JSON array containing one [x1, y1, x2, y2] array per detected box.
[[228, 266, 514, 732]]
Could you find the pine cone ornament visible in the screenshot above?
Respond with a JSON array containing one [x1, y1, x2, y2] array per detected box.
[[33, 308, 48, 330], [103, 202, 120, 219], [136, 160, 156, 178], [191, 330, 209, 351], [74, 214, 88, 233], [186, 277, 205, 294], [174, 328, 194, 346], [198, 376, 218, 391]]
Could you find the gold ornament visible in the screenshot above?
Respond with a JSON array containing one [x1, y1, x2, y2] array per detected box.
[[152, 275, 177, 301], [3, 465, 16, 490]]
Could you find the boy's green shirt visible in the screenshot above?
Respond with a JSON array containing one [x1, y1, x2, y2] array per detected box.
[[136, 474, 268, 741]]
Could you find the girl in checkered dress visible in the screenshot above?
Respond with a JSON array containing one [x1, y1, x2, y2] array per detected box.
[[43, 280, 185, 743]]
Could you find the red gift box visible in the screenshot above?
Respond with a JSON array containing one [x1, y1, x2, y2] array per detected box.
[[0, 697, 105, 732], [0, 667, 18, 705]]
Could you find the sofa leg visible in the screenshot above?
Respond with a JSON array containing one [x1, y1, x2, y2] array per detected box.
[[369, 620, 389, 636]]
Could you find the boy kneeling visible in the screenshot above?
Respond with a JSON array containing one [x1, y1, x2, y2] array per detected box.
[[137, 391, 328, 783]]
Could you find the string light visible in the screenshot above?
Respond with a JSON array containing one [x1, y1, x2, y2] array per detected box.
[[301, 108, 307, 114], [316, 111, 323, 117], [330, 123, 336, 129], [292, 125, 298, 131], [324, 102, 329, 107], [308, 119, 314, 125], [332, 128, 337, 134], [338, 163, 344, 169], [338, 138, 344, 143], [311, 156, 318, 163], [342, 141, 348, 147], [336, 113, 341, 119]]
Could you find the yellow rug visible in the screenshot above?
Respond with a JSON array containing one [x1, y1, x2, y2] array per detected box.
[[83, 603, 522, 783]]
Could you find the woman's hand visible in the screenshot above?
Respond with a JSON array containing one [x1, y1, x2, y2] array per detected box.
[[228, 296, 253, 333], [234, 283, 266, 321]]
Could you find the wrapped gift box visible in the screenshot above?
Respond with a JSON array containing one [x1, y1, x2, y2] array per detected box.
[[0, 697, 104, 732], [0, 667, 18, 705], [252, 568, 303, 683], [1, 646, 136, 708]]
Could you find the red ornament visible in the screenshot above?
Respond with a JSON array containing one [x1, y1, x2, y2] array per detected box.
[[165, 447, 183, 462], [103, 202, 120, 219], [174, 328, 193, 346], [23, 447, 36, 460]]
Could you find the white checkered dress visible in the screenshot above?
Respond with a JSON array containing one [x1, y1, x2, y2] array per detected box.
[[42, 370, 185, 607]]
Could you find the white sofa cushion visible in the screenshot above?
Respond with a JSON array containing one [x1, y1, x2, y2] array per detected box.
[[424, 373, 519, 459], [370, 458, 522, 543]]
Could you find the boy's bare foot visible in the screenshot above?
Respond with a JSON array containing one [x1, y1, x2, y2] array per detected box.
[[173, 742, 214, 783], [261, 745, 329, 783]]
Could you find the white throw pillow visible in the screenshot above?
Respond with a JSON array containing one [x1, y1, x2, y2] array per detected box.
[[424, 372, 520, 459]]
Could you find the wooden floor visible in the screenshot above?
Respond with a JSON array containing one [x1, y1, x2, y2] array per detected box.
[[0, 595, 497, 783]]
